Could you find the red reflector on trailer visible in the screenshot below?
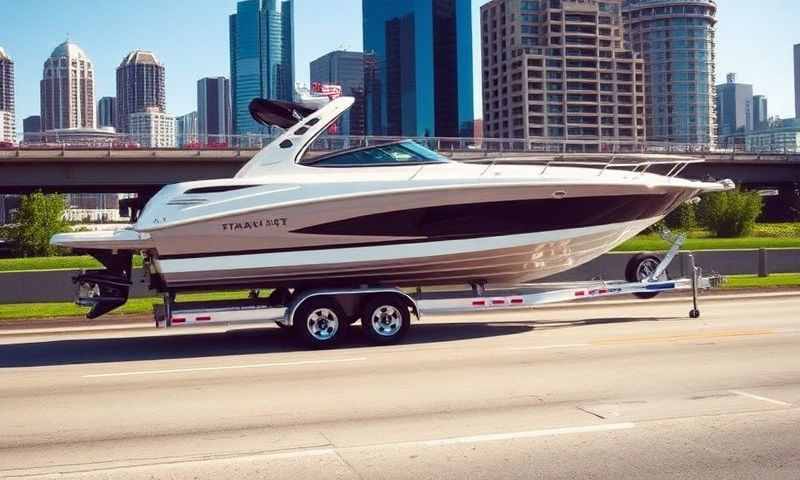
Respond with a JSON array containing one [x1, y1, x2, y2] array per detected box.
[[510, 298, 524, 304], [171, 317, 186, 324], [575, 291, 586, 297], [492, 299, 506, 305], [598, 289, 608, 295], [472, 300, 486, 307], [196, 316, 212, 322]]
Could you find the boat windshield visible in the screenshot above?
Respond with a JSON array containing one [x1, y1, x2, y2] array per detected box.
[[304, 140, 451, 168]]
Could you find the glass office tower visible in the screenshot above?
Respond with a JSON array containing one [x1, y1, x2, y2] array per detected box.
[[623, 0, 717, 146], [311, 50, 367, 136], [363, 0, 474, 137], [230, 0, 294, 134]]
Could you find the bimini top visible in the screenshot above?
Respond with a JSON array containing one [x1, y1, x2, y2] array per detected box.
[[236, 96, 355, 178], [249, 98, 317, 129]]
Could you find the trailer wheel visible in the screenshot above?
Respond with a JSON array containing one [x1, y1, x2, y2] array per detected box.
[[626, 253, 667, 299], [361, 295, 411, 345], [292, 296, 348, 348]]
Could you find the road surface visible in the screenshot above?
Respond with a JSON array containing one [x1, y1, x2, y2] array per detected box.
[[1, 292, 799, 479]]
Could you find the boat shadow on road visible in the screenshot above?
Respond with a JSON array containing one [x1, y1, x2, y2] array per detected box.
[[0, 315, 671, 368]]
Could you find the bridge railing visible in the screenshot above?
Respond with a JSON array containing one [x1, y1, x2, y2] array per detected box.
[[7, 132, 799, 155]]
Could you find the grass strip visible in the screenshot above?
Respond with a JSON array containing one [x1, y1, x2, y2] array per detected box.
[[0, 291, 253, 320]]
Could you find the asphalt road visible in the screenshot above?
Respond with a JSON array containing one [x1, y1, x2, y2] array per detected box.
[[1, 292, 799, 479]]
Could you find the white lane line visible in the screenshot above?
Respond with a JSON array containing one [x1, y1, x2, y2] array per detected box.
[[729, 390, 793, 407], [83, 357, 367, 378], [416, 422, 635, 446], [509, 343, 589, 351], [0, 423, 636, 477], [250, 448, 337, 460]]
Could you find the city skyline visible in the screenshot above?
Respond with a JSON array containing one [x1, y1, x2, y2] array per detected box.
[[0, 0, 799, 136]]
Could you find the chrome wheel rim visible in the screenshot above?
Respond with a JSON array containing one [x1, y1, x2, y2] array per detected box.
[[306, 308, 339, 341], [370, 305, 403, 337], [637, 258, 664, 281]]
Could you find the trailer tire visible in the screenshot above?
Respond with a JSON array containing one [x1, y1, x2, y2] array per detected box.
[[292, 296, 348, 348], [626, 253, 667, 299], [360, 295, 411, 345]]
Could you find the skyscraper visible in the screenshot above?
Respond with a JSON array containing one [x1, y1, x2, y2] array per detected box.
[[0, 46, 14, 143], [176, 111, 198, 146], [716, 73, 753, 146], [229, 0, 294, 134], [481, 0, 646, 150], [197, 77, 232, 141], [40, 40, 95, 131], [97, 96, 116, 129], [363, 0, 474, 137], [623, 0, 717, 146], [22, 115, 41, 142], [752, 95, 768, 131], [794, 44, 800, 120], [116, 50, 166, 133], [310, 50, 366, 136]]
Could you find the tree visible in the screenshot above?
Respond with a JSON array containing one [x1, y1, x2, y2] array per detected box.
[[6, 193, 71, 257], [697, 190, 763, 238], [664, 202, 697, 231]]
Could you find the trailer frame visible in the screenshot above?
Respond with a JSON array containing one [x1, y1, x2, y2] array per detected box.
[[146, 249, 720, 347]]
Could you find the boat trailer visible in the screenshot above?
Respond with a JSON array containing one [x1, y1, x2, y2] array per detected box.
[[138, 229, 723, 347]]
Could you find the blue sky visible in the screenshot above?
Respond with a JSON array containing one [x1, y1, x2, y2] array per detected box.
[[1, 0, 799, 133]]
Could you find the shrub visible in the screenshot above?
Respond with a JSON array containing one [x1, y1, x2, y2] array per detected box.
[[6, 193, 71, 257], [664, 202, 697, 231], [697, 190, 763, 238]]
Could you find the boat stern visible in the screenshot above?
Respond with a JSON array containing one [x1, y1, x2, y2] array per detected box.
[[50, 228, 153, 251], [50, 228, 152, 319]]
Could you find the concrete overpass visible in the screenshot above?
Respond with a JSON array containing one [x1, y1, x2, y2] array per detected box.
[[0, 146, 798, 195]]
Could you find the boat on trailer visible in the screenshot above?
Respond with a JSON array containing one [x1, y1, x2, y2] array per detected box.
[[53, 95, 731, 346]]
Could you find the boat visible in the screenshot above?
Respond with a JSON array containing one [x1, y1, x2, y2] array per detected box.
[[51, 95, 733, 319]]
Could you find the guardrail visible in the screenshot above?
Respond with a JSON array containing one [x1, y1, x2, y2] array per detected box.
[[8, 132, 789, 154]]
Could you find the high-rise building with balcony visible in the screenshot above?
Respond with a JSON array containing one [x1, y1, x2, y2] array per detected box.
[[129, 108, 176, 148], [0, 47, 14, 143], [716, 73, 753, 146], [623, 0, 717, 146], [116, 50, 166, 133], [41, 40, 95, 131], [197, 77, 232, 141], [481, 0, 645, 151], [363, 0, 474, 137], [229, 0, 294, 134], [97, 96, 116, 130], [752, 94, 768, 131], [310, 50, 366, 136]]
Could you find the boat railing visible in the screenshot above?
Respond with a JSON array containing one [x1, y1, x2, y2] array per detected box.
[[473, 155, 706, 179]]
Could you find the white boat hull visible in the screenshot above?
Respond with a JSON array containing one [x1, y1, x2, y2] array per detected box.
[[153, 217, 658, 289]]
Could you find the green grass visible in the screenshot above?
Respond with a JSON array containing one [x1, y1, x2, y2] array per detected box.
[[615, 222, 800, 252], [722, 273, 800, 289], [0, 290, 252, 321], [615, 236, 800, 252], [0, 255, 144, 272]]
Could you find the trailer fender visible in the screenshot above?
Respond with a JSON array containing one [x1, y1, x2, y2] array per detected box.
[[285, 288, 418, 326]]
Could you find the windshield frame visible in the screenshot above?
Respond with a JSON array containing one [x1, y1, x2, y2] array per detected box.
[[300, 140, 452, 168]]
